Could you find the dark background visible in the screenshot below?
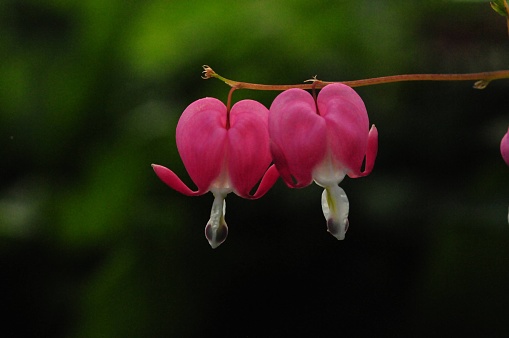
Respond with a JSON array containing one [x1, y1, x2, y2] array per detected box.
[[1, 1, 509, 337]]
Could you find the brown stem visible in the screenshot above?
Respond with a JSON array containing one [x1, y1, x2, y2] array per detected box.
[[311, 78, 320, 115], [225, 86, 236, 129], [202, 65, 509, 91]]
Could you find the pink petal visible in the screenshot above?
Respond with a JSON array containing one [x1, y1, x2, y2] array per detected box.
[[227, 99, 274, 196], [269, 88, 327, 187], [176, 98, 228, 192], [502, 127, 509, 166], [269, 140, 296, 188], [240, 164, 280, 199], [317, 83, 370, 175], [345, 124, 378, 178], [151, 164, 206, 196]]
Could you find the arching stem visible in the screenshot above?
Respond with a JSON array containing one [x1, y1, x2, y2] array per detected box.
[[202, 65, 509, 91]]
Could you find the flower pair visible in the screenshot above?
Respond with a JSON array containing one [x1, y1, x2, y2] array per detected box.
[[152, 83, 378, 248]]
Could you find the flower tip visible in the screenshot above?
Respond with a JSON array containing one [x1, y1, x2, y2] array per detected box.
[[205, 222, 228, 249], [327, 218, 349, 240], [151, 163, 170, 175], [151, 163, 204, 196], [321, 186, 350, 240], [201, 65, 215, 79]]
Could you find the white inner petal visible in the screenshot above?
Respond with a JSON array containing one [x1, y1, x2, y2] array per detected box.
[[312, 152, 346, 187], [321, 185, 349, 240], [209, 156, 234, 195], [205, 190, 229, 249]]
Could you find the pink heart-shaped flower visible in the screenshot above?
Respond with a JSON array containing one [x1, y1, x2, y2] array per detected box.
[[152, 97, 279, 248], [269, 83, 378, 240]]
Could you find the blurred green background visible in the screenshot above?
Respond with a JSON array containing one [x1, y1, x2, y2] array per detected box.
[[1, 1, 509, 337]]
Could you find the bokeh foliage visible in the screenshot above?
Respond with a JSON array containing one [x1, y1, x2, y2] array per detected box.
[[1, 1, 509, 337]]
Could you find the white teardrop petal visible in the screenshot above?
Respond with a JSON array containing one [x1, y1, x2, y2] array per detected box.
[[321, 185, 349, 240], [205, 192, 228, 248]]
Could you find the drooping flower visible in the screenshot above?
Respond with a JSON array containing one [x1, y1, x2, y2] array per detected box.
[[501, 127, 509, 167], [269, 83, 378, 240], [152, 97, 279, 248]]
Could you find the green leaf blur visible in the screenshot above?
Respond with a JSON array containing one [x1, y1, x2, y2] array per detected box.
[[491, 0, 509, 16]]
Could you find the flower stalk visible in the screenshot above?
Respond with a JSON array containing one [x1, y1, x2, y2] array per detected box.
[[202, 65, 509, 91]]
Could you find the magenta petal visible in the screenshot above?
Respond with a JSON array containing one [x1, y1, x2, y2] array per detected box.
[[348, 124, 379, 178], [227, 99, 273, 196], [363, 125, 379, 175], [318, 83, 368, 126], [176, 98, 228, 193], [270, 140, 298, 188], [151, 164, 206, 196], [269, 88, 327, 187], [318, 83, 370, 174], [501, 127, 509, 166], [239, 164, 280, 199]]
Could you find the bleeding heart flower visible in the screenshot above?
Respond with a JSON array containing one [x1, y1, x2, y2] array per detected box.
[[269, 83, 378, 240], [152, 97, 279, 248], [501, 127, 509, 167]]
